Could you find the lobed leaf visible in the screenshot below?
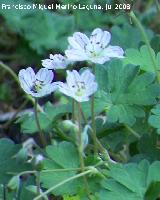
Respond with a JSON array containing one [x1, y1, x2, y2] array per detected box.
[[96, 60, 160, 125], [124, 45, 160, 72]]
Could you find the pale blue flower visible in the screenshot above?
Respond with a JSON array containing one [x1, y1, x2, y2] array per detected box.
[[42, 54, 70, 70], [65, 28, 124, 64], [18, 67, 58, 97], [58, 69, 98, 102]]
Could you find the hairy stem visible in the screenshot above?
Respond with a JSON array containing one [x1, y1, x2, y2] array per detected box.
[[129, 11, 160, 82], [34, 99, 47, 147]]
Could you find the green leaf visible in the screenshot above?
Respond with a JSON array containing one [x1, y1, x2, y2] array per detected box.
[[80, 99, 107, 119], [148, 104, 160, 134], [40, 142, 102, 196], [138, 133, 160, 161], [0, 138, 30, 184], [111, 24, 153, 49], [16, 102, 71, 134], [40, 142, 81, 195], [63, 194, 80, 200], [144, 181, 160, 200], [124, 45, 160, 72], [147, 161, 160, 184], [99, 160, 160, 200], [151, 35, 160, 53], [45, 142, 79, 168], [96, 60, 160, 125], [7, 175, 20, 191]]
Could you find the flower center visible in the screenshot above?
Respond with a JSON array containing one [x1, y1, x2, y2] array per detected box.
[[87, 42, 104, 58], [74, 81, 86, 96], [31, 79, 44, 93], [90, 51, 97, 58]]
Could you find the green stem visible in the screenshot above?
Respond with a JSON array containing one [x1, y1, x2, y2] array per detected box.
[[91, 65, 98, 154], [33, 169, 94, 200], [77, 102, 85, 171], [72, 99, 76, 122], [0, 61, 19, 84], [12, 171, 36, 177], [36, 171, 41, 199], [79, 103, 87, 124], [3, 184, 6, 200], [129, 11, 160, 83], [79, 103, 114, 163], [8, 168, 81, 176], [94, 136, 114, 162], [41, 168, 81, 173], [124, 124, 141, 139], [15, 178, 22, 200], [34, 99, 47, 147], [77, 102, 92, 200]]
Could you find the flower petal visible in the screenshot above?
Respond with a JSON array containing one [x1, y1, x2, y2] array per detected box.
[[18, 67, 35, 91], [66, 70, 81, 89], [58, 82, 75, 99], [38, 83, 57, 97], [101, 31, 111, 48], [90, 55, 110, 64], [42, 59, 54, 69], [85, 82, 98, 96], [68, 32, 90, 50], [90, 28, 103, 44], [36, 68, 53, 84], [42, 54, 69, 70], [65, 49, 88, 61], [81, 69, 95, 85], [103, 45, 124, 58], [90, 28, 111, 48], [25, 67, 36, 83], [74, 96, 89, 102]]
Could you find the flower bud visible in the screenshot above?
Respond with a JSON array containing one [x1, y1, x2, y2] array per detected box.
[[33, 154, 44, 171], [61, 120, 79, 133], [8, 176, 20, 191]]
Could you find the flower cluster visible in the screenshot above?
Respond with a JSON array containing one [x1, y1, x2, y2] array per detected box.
[[18, 28, 124, 101]]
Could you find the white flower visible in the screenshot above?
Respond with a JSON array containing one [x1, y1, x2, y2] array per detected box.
[[42, 54, 70, 70], [58, 69, 98, 102], [18, 67, 58, 97], [65, 28, 124, 64]]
